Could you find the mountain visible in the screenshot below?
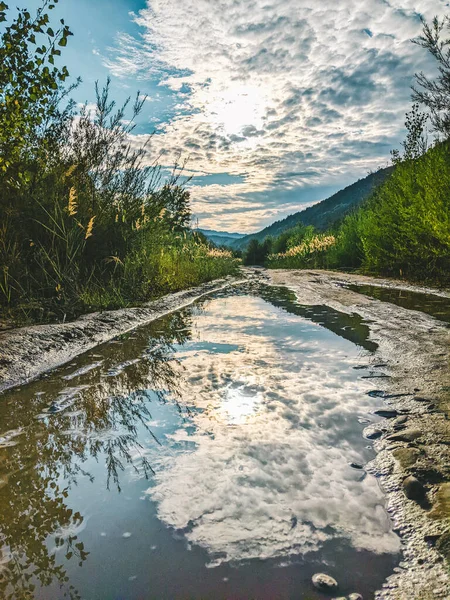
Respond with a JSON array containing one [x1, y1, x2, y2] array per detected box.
[[231, 167, 393, 250], [198, 229, 245, 247]]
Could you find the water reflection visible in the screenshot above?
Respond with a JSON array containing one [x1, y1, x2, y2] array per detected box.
[[343, 283, 450, 325], [0, 290, 400, 600], [258, 285, 378, 351], [0, 313, 190, 600], [147, 295, 398, 569]]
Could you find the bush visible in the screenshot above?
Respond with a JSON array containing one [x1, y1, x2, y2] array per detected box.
[[267, 230, 336, 270], [357, 141, 450, 280]]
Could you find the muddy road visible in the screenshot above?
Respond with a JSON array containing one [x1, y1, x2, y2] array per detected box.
[[1, 268, 449, 599]]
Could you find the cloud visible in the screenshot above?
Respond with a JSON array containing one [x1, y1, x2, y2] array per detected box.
[[107, 0, 446, 231], [145, 296, 400, 565]]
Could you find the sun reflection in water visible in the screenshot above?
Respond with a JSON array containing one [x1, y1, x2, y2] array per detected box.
[[219, 380, 264, 425]]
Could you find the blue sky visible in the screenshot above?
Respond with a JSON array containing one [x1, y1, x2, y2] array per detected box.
[[22, 0, 448, 232]]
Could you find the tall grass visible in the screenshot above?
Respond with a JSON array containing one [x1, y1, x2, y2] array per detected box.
[[0, 5, 238, 325]]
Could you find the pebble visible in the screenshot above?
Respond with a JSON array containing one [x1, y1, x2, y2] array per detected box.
[[349, 594, 364, 600], [392, 415, 408, 427], [403, 476, 426, 502], [364, 426, 383, 440], [312, 573, 338, 592], [392, 447, 419, 467]]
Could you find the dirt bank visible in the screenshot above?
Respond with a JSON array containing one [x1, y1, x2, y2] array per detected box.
[[0, 275, 249, 394], [267, 269, 450, 600]]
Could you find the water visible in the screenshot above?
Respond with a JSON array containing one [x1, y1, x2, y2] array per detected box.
[[0, 287, 400, 600], [344, 283, 450, 325]]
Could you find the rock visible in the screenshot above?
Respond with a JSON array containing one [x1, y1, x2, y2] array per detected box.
[[374, 409, 398, 418], [349, 594, 364, 600], [403, 476, 426, 502], [392, 415, 408, 428], [349, 462, 364, 470], [436, 531, 450, 562], [392, 447, 419, 468], [429, 483, 450, 521], [363, 426, 383, 440], [387, 428, 422, 442], [312, 573, 338, 592]]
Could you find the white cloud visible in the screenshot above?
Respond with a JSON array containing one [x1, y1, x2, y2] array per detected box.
[[107, 0, 447, 231]]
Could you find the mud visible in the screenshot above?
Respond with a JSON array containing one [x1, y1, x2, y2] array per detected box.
[[1, 267, 449, 599]]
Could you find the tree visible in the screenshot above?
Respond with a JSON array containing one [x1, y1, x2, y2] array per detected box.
[[413, 16, 450, 138], [242, 237, 272, 265], [0, 0, 73, 174]]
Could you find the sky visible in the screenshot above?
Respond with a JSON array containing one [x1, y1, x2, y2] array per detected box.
[[24, 0, 447, 232]]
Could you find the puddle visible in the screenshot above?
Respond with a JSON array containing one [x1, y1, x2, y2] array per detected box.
[[344, 283, 450, 325], [0, 287, 400, 599]]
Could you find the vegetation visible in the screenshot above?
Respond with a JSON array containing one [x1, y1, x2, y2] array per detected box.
[[0, 1, 238, 325], [266, 17, 450, 285], [232, 167, 392, 251]]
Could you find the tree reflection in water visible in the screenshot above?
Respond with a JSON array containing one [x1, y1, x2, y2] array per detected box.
[[0, 311, 191, 600]]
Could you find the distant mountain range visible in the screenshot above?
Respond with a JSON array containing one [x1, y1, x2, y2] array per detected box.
[[198, 229, 246, 247], [199, 167, 393, 250]]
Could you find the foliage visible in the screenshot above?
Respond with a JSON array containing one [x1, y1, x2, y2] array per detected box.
[[356, 141, 450, 280], [0, 3, 238, 324], [268, 228, 337, 270], [0, 0, 73, 172], [413, 15, 450, 138], [242, 237, 273, 265]]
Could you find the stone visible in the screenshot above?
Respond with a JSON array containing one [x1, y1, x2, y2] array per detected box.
[[392, 415, 408, 428], [429, 483, 450, 521], [364, 426, 383, 440], [403, 476, 426, 502], [392, 447, 419, 468], [374, 409, 398, 418], [312, 573, 338, 592], [349, 594, 364, 600], [436, 531, 450, 562], [387, 428, 422, 442]]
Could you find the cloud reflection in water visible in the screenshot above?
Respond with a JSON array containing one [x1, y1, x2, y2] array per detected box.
[[146, 295, 400, 566]]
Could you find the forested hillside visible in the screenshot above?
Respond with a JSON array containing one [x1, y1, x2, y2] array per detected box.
[[232, 167, 392, 250]]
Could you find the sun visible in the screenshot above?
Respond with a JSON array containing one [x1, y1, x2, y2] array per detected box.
[[203, 84, 267, 138]]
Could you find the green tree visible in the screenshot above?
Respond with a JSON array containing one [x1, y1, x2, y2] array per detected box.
[[0, 0, 73, 175], [243, 237, 273, 265], [413, 16, 450, 138]]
